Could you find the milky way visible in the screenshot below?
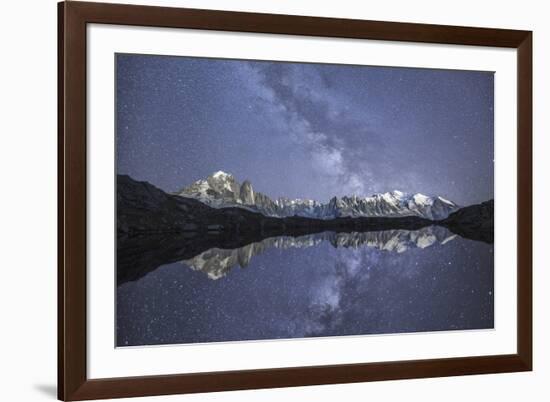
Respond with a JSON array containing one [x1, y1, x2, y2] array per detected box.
[[116, 54, 494, 205]]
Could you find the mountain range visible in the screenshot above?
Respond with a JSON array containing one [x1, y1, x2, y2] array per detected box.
[[176, 171, 459, 220]]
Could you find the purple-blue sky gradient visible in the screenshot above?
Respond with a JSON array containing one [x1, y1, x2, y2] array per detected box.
[[116, 54, 494, 206]]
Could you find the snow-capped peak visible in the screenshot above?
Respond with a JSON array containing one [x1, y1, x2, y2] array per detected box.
[[212, 170, 232, 179], [412, 193, 432, 206], [391, 190, 405, 197], [379, 193, 395, 204], [176, 171, 459, 220]]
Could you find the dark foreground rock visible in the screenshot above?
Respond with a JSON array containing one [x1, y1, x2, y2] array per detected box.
[[441, 200, 494, 243]]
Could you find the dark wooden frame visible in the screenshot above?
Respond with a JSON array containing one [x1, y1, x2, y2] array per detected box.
[[58, 1, 532, 400]]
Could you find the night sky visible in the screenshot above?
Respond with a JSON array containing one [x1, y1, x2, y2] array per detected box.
[[116, 54, 494, 206], [116, 55, 495, 345]]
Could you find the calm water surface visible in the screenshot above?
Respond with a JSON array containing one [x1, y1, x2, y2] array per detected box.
[[116, 227, 493, 346]]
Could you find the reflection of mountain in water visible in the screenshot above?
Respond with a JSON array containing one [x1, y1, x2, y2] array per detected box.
[[183, 226, 457, 280], [116, 175, 493, 286]]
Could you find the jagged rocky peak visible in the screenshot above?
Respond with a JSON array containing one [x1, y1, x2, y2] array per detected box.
[[176, 171, 459, 220], [177, 171, 281, 214], [320, 191, 458, 221], [206, 171, 239, 194], [240, 180, 255, 204], [176, 170, 241, 207]]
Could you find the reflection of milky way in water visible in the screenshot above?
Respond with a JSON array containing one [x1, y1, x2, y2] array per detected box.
[[116, 228, 493, 346], [183, 226, 457, 280]]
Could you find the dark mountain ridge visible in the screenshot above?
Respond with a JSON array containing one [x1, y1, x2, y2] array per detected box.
[[441, 199, 494, 243], [118, 174, 493, 240], [118, 174, 435, 237]]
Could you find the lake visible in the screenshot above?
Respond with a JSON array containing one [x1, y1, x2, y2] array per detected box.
[[116, 226, 493, 346]]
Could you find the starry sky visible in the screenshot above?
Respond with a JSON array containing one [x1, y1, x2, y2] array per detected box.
[[116, 54, 494, 207]]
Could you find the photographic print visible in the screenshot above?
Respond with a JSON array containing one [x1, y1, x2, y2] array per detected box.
[[116, 54, 494, 347]]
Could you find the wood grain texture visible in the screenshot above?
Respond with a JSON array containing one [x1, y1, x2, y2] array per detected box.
[[58, 1, 532, 400], [516, 32, 533, 369]]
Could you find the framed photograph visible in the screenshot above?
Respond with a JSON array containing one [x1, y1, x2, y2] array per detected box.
[[58, 1, 532, 400]]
